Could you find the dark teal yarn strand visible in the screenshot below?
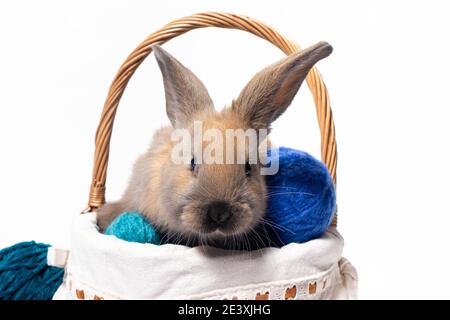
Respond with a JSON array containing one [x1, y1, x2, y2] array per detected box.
[[0, 241, 64, 300]]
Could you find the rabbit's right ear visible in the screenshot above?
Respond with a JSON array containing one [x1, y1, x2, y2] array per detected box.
[[233, 42, 332, 130], [152, 45, 214, 127]]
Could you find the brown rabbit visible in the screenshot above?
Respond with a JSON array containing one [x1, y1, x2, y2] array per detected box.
[[97, 42, 332, 247]]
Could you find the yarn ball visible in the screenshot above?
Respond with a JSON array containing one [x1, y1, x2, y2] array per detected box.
[[265, 147, 336, 245], [105, 211, 161, 244], [0, 241, 64, 300]]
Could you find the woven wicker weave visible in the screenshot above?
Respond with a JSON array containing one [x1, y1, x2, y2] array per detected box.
[[85, 12, 337, 225]]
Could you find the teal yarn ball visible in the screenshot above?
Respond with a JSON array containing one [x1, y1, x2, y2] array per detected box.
[[0, 241, 64, 300], [105, 211, 161, 244]]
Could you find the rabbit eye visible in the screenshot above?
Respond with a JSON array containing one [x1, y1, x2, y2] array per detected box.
[[245, 162, 252, 177], [190, 157, 196, 171]]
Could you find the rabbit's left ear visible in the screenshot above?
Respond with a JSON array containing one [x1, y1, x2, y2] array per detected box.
[[233, 42, 332, 130], [153, 45, 214, 128]]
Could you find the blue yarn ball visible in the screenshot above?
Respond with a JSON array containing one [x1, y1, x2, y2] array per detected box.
[[105, 211, 161, 244], [265, 147, 336, 245], [0, 241, 64, 300]]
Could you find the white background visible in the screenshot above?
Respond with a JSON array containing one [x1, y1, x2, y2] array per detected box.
[[1, 0, 449, 299]]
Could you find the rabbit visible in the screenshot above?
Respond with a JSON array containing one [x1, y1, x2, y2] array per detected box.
[[96, 42, 333, 248]]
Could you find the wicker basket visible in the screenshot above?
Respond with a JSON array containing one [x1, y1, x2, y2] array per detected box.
[[51, 12, 357, 300]]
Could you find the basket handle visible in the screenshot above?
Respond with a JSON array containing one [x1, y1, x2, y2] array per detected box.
[[86, 12, 337, 224]]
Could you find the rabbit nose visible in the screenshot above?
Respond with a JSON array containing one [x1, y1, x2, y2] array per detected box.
[[206, 201, 232, 226]]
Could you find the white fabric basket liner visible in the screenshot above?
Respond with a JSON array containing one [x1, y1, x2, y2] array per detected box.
[[52, 212, 357, 300]]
